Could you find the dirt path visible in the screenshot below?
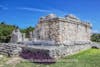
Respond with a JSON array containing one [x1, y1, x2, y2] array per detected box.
[[6, 57, 24, 67]]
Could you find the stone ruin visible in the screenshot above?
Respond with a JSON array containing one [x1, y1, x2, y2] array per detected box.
[[10, 14, 92, 46], [1, 14, 100, 60]]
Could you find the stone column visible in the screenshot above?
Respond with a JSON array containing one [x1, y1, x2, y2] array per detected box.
[[29, 32, 33, 41], [22, 33, 25, 42]]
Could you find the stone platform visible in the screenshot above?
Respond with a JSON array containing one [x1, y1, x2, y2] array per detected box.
[[21, 43, 92, 59]]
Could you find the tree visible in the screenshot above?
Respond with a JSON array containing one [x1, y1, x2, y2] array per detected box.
[[0, 21, 5, 25], [91, 33, 100, 42], [0, 22, 16, 43]]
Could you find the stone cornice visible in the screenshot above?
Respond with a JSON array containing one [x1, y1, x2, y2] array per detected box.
[[40, 17, 92, 28]]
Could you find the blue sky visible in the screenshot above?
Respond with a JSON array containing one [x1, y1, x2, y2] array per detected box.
[[0, 0, 100, 33]]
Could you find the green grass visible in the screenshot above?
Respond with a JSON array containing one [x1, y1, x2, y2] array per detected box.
[[0, 56, 10, 67], [1, 49, 100, 67]]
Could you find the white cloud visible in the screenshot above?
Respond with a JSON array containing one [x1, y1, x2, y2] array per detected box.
[[17, 7, 67, 16], [0, 5, 8, 10], [18, 7, 51, 13]]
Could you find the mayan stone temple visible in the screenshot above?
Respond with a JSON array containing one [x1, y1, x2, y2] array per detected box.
[[32, 14, 92, 45], [19, 13, 93, 59]]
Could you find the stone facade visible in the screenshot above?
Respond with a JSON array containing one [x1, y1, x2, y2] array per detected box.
[[32, 14, 92, 45]]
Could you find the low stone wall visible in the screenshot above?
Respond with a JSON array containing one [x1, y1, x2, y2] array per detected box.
[[0, 43, 22, 57]]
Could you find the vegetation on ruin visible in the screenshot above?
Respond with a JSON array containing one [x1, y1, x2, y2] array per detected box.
[[0, 48, 100, 67]]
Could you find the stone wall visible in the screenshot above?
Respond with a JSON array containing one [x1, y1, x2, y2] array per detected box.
[[0, 43, 22, 57]]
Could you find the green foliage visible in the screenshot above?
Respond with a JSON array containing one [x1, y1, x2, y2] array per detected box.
[[0, 22, 16, 43], [91, 33, 100, 42], [21, 26, 34, 38]]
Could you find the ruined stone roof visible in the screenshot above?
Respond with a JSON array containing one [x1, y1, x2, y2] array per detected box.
[[45, 13, 57, 19], [65, 14, 79, 20], [39, 13, 92, 28]]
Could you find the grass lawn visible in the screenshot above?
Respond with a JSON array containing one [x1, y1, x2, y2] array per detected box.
[[1, 48, 100, 67]]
